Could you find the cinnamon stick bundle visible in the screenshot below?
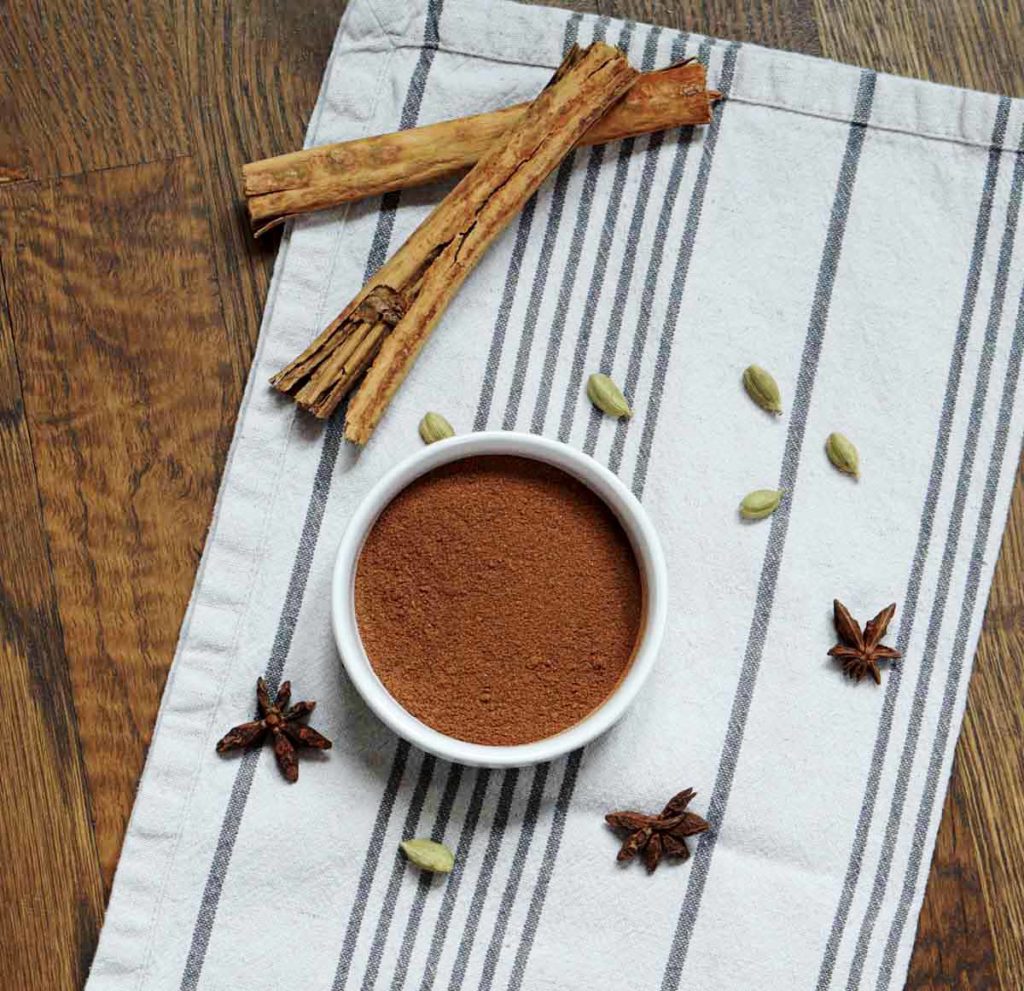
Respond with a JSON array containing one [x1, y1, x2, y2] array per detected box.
[[245, 60, 717, 234], [271, 42, 638, 444]]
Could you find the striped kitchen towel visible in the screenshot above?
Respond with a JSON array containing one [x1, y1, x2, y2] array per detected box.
[[86, 1, 1024, 989]]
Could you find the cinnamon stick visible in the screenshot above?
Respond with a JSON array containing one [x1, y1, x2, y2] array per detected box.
[[245, 60, 717, 234], [270, 42, 639, 444]]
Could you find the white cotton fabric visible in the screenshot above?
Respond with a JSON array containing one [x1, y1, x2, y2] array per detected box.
[[86, 3, 1024, 990]]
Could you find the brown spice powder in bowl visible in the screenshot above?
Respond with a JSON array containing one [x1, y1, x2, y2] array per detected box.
[[354, 455, 644, 746]]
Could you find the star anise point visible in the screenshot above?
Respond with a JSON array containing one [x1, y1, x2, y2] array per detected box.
[[217, 678, 332, 782], [606, 788, 709, 871], [829, 600, 901, 685]]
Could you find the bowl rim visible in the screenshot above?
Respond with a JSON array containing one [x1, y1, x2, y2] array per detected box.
[[331, 431, 667, 768]]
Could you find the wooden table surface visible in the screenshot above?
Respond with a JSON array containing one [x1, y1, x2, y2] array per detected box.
[[1, 2, 1022, 988]]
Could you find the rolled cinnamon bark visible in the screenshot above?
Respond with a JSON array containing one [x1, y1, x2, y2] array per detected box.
[[270, 42, 640, 444], [244, 60, 718, 235]]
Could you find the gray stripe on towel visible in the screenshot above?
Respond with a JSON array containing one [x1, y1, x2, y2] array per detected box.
[[495, 35, 739, 989], [346, 16, 589, 990], [459, 25, 700, 990], [387, 764, 464, 990], [527, 35, 623, 437], [505, 749, 583, 991], [843, 108, 1024, 991], [473, 11, 586, 431], [448, 21, 634, 987], [631, 41, 741, 500], [335, 741, 413, 988], [500, 30, 717, 988], [415, 770, 492, 991], [179, 409, 344, 991], [660, 68, 877, 990], [555, 24, 640, 445], [813, 96, 1012, 991], [179, 3, 446, 988], [876, 155, 1024, 990], [475, 764, 551, 991], [445, 771, 521, 989], [474, 196, 540, 431], [355, 755, 437, 991], [580, 26, 664, 455], [605, 32, 707, 477]]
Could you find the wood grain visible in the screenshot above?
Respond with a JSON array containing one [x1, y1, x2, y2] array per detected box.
[[175, 0, 341, 383], [0, 159, 238, 884], [0, 1, 190, 181], [0, 2, 1021, 989], [601, 0, 821, 52], [943, 468, 1024, 990], [812, 0, 1023, 95], [0, 251, 106, 989]]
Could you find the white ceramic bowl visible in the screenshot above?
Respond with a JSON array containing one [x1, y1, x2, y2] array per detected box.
[[331, 431, 667, 768]]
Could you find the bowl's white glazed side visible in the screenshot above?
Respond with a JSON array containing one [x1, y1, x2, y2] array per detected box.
[[331, 432, 667, 768]]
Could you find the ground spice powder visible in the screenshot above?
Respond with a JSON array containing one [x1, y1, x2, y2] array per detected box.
[[354, 455, 643, 746]]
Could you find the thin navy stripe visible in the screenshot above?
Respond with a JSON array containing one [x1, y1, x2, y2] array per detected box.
[[445, 771, 520, 990], [813, 97, 1012, 991], [416, 770, 492, 991], [505, 749, 583, 991], [843, 111, 1024, 991], [631, 40, 741, 500], [475, 765, 551, 991], [661, 68, 876, 990], [876, 171, 1024, 989], [473, 14, 585, 431], [353, 755, 438, 991], [388, 764, 464, 990], [360, 17, 586, 990], [580, 25, 665, 455]]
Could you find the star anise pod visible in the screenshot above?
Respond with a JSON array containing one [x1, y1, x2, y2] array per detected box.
[[605, 787, 709, 872], [828, 600, 902, 685], [216, 677, 332, 781]]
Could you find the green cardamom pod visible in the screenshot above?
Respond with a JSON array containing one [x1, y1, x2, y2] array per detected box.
[[400, 838, 455, 874], [586, 373, 632, 419], [739, 488, 784, 520], [418, 412, 455, 445], [825, 432, 859, 477], [742, 364, 782, 414]]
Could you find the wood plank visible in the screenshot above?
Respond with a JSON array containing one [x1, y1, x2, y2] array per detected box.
[[175, 0, 344, 386], [0, 157, 239, 890], [0, 252, 105, 989], [905, 762, 1002, 989], [944, 472, 1024, 990], [0, 1, 190, 182], [812, 0, 1022, 94], [599, 0, 821, 53]]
